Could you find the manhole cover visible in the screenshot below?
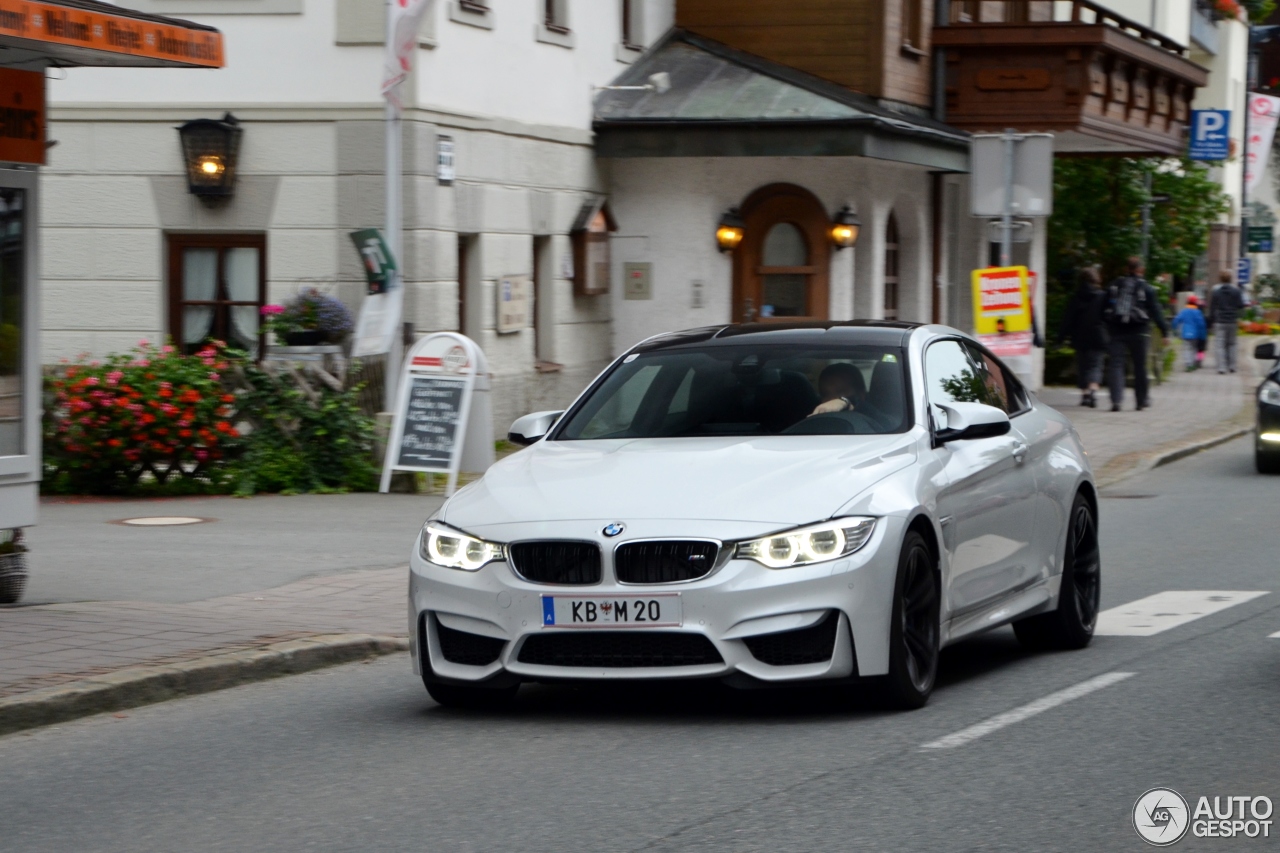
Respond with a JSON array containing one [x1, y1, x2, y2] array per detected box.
[[115, 516, 212, 526]]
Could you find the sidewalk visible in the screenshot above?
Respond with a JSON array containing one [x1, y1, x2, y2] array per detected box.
[[1037, 342, 1261, 486], [1, 492, 442, 733]]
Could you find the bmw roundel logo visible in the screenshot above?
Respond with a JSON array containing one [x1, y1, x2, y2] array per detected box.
[[602, 522, 625, 537]]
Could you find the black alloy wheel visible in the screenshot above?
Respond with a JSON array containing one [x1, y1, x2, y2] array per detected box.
[[1013, 492, 1100, 650], [875, 530, 939, 710]]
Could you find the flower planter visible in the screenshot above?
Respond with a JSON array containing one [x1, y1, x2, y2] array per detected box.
[[0, 551, 27, 604], [284, 330, 326, 346]]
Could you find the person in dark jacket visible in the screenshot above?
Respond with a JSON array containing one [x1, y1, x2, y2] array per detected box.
[[1058, 267, 1108, 408], [1103, 257, 1169, 412], [1207, 269, 1244, 374]]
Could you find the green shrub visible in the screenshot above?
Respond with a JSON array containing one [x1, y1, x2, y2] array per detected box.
[[43, 342, 242, 495], [43, 342, 379, 496], [227, 364, 379, 495]]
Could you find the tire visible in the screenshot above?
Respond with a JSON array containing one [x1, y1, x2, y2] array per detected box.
[[1256, 447, 1280, 474], [423, 677, 519, 710], [873, 530, 939, 710], [1014, 492, 1100, 651]]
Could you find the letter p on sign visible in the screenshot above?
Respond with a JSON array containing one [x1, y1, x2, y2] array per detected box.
[[1196, 111, 1225, 140], [1189, 110, 1231, 160]]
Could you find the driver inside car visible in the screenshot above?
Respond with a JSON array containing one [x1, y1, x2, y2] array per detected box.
[[809, 362, 866, 417]]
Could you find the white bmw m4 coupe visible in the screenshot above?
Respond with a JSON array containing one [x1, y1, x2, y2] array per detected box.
[[409, 322, 1100, 709]]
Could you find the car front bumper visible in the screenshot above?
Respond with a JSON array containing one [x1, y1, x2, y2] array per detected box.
[[408, 516, 905, 686]]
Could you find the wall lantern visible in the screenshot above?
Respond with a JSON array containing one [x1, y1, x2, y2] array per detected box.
[[177, 112, 243, 199], [715, 207, 745, 252], [830, 205, 861, 249]]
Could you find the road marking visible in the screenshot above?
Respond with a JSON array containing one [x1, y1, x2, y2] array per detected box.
[[921, 671, 1135, 750], [1095, 591, 1269, 636], [1269, 631, 1280, 639]]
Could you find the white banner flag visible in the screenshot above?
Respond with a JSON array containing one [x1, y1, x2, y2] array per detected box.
[[1245, 92, 1280, 195], [381, 0, 434, 112]]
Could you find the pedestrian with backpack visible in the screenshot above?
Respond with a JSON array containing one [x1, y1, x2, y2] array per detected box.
[[1207, 269, 1244, 374], [1172, 295, 1207, 371], [1103, 257, 1170, 412], [1058, 267, 1108, 407]]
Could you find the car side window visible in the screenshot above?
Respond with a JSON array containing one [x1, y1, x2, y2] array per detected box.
[[964, 344, 1011, 413], [925, 339, 998, 410]]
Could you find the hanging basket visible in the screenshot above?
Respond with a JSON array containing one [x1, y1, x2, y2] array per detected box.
[[0, 551, 27, 604]]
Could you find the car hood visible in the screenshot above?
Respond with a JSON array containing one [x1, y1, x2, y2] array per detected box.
[[443, 434, 917, 531]]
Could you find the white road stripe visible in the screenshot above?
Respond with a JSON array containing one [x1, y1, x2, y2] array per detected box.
[[921, 672, 1135, 750], [1095, 590, 1270, 637], [1270, 631, 1280, 639]]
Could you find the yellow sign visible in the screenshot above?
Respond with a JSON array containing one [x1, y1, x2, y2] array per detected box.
[[971, 266, 1032, 335]]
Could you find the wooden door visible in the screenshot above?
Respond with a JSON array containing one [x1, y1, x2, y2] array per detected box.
[[733, 184, 830, 323]]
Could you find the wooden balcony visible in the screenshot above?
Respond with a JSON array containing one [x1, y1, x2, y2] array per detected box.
[[933, 0, 1209, 155]]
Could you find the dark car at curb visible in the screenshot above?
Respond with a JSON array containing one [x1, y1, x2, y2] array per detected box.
[[1254, 342, 1280, 474]]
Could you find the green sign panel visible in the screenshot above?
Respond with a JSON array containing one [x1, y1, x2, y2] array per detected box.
[[1248, 226, 1274, 253], [349, 229, 397, 295]]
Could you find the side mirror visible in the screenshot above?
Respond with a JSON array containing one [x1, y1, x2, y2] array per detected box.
[[933, 401, 1011, 443], [1255, 342, 1278, 360], [507, 411, 564, 446]]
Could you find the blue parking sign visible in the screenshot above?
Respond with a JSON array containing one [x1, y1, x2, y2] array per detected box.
[[1189, 110, 1231, 160], [1238, 257, 1252, 285]]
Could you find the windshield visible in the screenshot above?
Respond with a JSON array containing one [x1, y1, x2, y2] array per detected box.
[[556, 344, 910, 440]]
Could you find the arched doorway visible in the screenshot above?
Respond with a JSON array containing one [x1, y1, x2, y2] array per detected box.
[[733, 184, 830, 323]]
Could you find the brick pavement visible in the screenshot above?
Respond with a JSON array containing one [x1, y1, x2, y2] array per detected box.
[[0, 567, 405, 699], [1037, 342, 1259, 480]]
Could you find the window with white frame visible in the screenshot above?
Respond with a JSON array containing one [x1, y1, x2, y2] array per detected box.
[[622, 0, 643, 48], [450, 0, 493, 29], [537, 0, 573, 47]]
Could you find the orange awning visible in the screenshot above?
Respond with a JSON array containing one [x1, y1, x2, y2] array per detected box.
[[0, 0, 222, 69]]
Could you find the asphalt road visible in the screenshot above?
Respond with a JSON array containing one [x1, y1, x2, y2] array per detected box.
[[2, 436, 1278, 852]]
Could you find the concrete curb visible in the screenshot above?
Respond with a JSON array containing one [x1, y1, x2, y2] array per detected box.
[[0, 633, 408, 737], [1096, 423, 1254, 488], [1150, 427, 1253, 469]]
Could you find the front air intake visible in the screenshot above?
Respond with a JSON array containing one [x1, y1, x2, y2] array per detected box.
[[742, 612, 840, 666], [509, 541, 601, 584], [614, 540, 720, 583], [517, 632, 723, 667]]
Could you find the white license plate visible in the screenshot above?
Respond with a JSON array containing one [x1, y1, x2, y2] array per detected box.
[[541, 594, 682, 628]]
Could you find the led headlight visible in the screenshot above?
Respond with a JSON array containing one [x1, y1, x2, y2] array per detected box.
[[1260, 380, 1280, 407], [735, 517, 876, 569], [420, 523, 505, 571]]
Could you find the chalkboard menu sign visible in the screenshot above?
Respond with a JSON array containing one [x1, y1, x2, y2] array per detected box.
[[380, 332, 494, 496], [397, 376, 466, 469]]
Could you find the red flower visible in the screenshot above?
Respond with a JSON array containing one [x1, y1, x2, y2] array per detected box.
[[107, 438, 122, 447], [216, 421, 231, 433]]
